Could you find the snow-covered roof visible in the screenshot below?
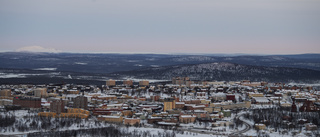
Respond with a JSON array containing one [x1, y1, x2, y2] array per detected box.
[[193, 105, 206, 108], [149, 117, 162, 119], [176, 102, 185, 104], [180, 115, 196, 118], [100, 115, 121, 118], [157, 122, 176, 125], [253, 97, 269, 103]]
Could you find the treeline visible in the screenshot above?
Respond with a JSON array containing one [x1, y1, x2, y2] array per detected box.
[[1, 112, 178, 137], [1, 113, 92, 133], [244, 107, 320, 132], [0, 114, 16, 128], [27, 125, 176, 137]]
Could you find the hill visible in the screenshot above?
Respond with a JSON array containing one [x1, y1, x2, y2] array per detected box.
[[114, 62, 320, 82]]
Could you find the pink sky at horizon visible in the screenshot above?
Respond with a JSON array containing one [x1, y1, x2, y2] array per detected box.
[[1, 0, 320, 54]]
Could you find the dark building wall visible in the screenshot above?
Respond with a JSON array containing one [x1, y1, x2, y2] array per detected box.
[[13, 97, 41, 108], [73, 96, 88, 110], [50, 100, 65, 114]]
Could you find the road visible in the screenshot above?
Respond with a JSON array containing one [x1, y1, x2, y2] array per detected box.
[[229, 113, 252, 136]]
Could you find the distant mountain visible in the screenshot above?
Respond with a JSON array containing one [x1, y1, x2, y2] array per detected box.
[[1, 52, 320, 74], [114, 62, 320, 82], [0, 52, 320, 83], [168, 55, 320, 71]]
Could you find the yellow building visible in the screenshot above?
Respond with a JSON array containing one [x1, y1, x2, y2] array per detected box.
[[204, 107, 214, 113], [122, 110, 134, 117], [59, 113, 88, 119], [98, 116, 123, 123], [139, 80, 149, 87], [0, 89, 11, 97], [123, 80, 133, 86], [179, 115, 196, 124], [248, 93, 264, 98], [163, 98, 176, 112], [38, 112, 57, 117], [38, 108, 89, 119], [67, 108, 90, 115], [106, 79, 116, 86], [67, 90, 79, 94], [200, 99, 211, 104], [255, 124, 266, 130], [124, 118, 140, 126], [34, 88, 48, 98]]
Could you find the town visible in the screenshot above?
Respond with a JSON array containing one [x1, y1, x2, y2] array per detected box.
[[1, 77, 320, 137]]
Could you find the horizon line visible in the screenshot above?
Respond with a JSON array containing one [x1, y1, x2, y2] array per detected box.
[[0, 50, 319, 56]]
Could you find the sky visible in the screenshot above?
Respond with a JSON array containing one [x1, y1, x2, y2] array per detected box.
[[0, 0, 320, 54]]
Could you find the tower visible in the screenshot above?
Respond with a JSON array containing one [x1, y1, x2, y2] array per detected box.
[[291, 97, 297, 112], [163, 97, 176, 112]]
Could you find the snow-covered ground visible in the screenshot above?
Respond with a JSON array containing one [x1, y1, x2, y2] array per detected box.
[[1, 109, 318, 137], [0, 110, 223, 137], [33, 68, 57, 71]]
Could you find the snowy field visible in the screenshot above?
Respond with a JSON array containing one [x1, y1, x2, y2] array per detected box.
[[0, 110, 224, 137], [2, 109, 318, 137]]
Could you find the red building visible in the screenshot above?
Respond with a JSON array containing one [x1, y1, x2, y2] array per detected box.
[[13, 97, 41, 108], [226, 94, 236, 101]]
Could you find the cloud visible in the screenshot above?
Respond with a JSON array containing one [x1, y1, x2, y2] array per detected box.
[[16, 46, 61, 53]]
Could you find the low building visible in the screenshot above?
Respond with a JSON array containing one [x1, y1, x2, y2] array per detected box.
[[34, 88, 48, 98], [226, 94, 236, 101], [210, 101, 251, 110], [210, 114, 220, 119], [212, 121, 231, 127], [38, 108, 89, 119], [0, 89, 11, 97], [106, 79, 116, 87], [211, 93, 226, 101], [98, 115, 123, 123], [0, 99, 12, 106], [179, 115, 196, 124], [148, 117, 163, 124], [123, 80, 133, 86], [306, 124, 317, 131], [175, 102, 185, 109], [252, 97, 270, 104], [13, 96, 41, 108], [139, 80, 149, 87], [124, 118, 140, 126], [200, 99, 211, 104], [38, 112, 57, 117], [241, 82, 261, 87], [184, 99, 201, 105], [204, 107, 214, 113], [222, 110, 231, 117], [122, 110, 134, 117], [192, 105, 206, 110], [59, 113, 89, 119], [255, 124, 266, 130], [93, 95, 117, 101], [248, 93, 264, 98], [67, 90, 79, 94], [67, 108, 90, 115], [280, 102, 291, 107]]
